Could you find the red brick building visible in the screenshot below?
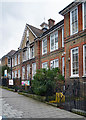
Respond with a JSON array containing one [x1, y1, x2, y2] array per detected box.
[[59, 2, 86, 86], [11, 1, 86, 90]]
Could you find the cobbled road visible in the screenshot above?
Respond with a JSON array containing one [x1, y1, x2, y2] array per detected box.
[[0, 88, 85, 119]]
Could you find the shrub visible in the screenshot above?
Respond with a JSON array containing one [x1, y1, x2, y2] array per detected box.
[[32, 67, 64, 97]]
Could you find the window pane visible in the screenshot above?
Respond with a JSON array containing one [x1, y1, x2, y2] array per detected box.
[[71, 8, 78, 34], [62, 28, 64, 47], [55, 59, 59, 68], [31, 46, 34, 58], [71, 48, 79, 76], [50, 61, 54, 69], [51, 35, 54, 50], [43, 39, 47, 54], [55, 33, 58, 49], [27, 65, 30, 79], [42, 62, 48, 69], [32, 63, 36, 79], [62, 57, 65, 76], [22, 66, 25, 79]]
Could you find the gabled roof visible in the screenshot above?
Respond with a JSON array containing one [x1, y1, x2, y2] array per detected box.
[[40, 19, 64, 38], [27, 24, 43, 37], [1, 50, 16, 59], [20, 24, 43, 48], [59, 1, 81, 16]]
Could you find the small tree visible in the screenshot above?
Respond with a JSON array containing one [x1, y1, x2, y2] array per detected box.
[[32, 67, 64, 98]]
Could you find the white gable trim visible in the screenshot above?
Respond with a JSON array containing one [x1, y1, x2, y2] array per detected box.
[[26, 25, 37, 38], [20, 24, 37, 48]]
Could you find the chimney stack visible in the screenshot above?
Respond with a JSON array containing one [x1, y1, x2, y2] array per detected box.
[[48, 18, 55, 28]]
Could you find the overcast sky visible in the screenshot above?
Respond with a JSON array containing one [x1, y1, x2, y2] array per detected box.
[[0, 0, 74, 59]]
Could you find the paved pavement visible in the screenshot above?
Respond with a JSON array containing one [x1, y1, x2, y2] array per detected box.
[[0, 88, 85, 119]]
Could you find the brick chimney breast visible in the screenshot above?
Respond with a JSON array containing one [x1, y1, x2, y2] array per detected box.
[[48, 18, 55, 28]]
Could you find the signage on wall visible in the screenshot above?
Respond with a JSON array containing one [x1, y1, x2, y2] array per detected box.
[[21, 81, 30, 86], [9, 79, 14, 85]]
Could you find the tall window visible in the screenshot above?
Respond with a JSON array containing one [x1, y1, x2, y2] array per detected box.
[[15, 71, 17, 78], [62, 27, 64, 47], [22, 66, 25, 79], [31, 46, 34, 58], [32, 63, 36, 79], [18, 70, 20, 78], [83, 44, 86, 76], [22, 52, 26, 62], [50, 59, 59, 69], [15, 55, 17, 66], [27, 47, 30, 59], [83, 2, 86, 29], [18, 54, 20, 64], [42, 62, 48, 69], [42, 38, 47, 55], [62, 57, 65, 76], [70, 7, 78, 35], [27, 64, 30, 79], [71, 47, 79, 77], [50, 31, 58, 52], [8, 58, 10, 65]]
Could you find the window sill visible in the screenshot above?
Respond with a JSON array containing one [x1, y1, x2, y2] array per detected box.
[[50, 49, 58, 53], [82, 75, 86, 78], [70, 76, 79, 78]]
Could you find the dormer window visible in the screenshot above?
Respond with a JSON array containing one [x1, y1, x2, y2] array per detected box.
[[70, 7, 78, 35]]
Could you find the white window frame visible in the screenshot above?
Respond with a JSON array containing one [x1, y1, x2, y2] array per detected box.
[[62, 27, 64, 47], [22, 66, 25, 80], [71, 47, 79, 77], [62, 57, 65, 76], [18, 54, 20, 64], [70, 7, 78, 35], [22, 51, 26, 62], [15, 71, 17, 78], [82, 2, 86, 30], [27, 30, 29, 41], [50, 31, 58, 52], [42, 62, 48, 69], [15, 55, 17, 66], [42, 38, 47, 55], [27, 64, 30, 79], [83, 44, 86, 76], [18, 69, 20, 78], [32, 63, 36, 79], [50, 59, 59, 69], [8, 58, 10, 65], [31, 46, 34, 59]]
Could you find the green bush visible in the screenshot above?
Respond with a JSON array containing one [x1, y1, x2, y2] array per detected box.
[[32, 67, 64, 97]]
